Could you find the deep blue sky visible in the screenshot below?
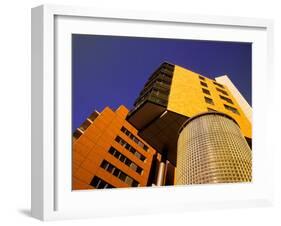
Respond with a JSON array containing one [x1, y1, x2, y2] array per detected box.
[[72, 34, 252, 131]]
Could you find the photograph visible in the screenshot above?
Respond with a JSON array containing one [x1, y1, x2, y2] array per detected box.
[[71, 34, 252, 190]]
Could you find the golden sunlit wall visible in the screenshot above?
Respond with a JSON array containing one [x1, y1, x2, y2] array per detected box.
[[167, 65, 252, 139], [72, 105, 156, 190]]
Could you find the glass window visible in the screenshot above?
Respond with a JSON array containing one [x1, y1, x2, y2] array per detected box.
[[115, 136, 121, 142], [119, 155, 126, 162], [106, 184, 114, 189], [224, 104, 240, 115], [108, 147, 115, 155], [107, 164, 114, 173], [134, 152, 141, 159], [216, 87, 228, 96], [113, 151, 120, 159], [200, 81, 208, 87], [119, 172, 127, 181], [136, 167, 143, 174], [113, 168, 121, 177], [202, 88, 211, 95], [132, 181, 139, 187], [130, 162, 137, 171], [100, 160, 109, 170], [125, 158, 132, 166], [125, 176, 134, 186], [204, 96, 214, 105], [90, 177, 100, 187], [140, 155, 146, 161], [98, 180, 106, 189], [199, 75, 206, 80], [90, 176, 115, 189], [213, 81, 224, 88], [219, 95, 233, 104]]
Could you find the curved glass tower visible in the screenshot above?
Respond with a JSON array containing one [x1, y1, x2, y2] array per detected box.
[[176, 112, 252, 185]]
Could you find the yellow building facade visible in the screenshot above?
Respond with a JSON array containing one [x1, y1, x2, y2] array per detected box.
[[168, 65, 252, 139]]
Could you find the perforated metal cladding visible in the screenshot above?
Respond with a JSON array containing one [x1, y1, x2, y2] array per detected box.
[[175, 113, 252, 185]]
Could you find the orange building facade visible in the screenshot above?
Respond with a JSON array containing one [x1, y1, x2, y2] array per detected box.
[[72, 105, 157, 190]]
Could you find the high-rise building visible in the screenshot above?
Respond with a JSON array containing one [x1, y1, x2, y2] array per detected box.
[[127, 62, 252, 185], [73, 62, 252, 189], [72, 105, 157, 190]]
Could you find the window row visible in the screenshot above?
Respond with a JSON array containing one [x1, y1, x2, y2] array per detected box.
[[144, 72, 172, 92], [199, 76, 240, 115], [115, 136, 146, 162], [90, 176, 115, 189], [199, 77, 229, 97], [204, 97, 239, 115], [201, 84, 229, 97], [224, 104, 240, 115], [216, 87, 228, 96], [199, 76, 225, 89], [138, 82, 170, 103], [100, 160, 139, 187], [213, 81, 224, 88], [108, 147, 143, 174], [204, 94, 234, 106], [121, 126, 148, 151], [204, 96, 214, 105], [219, 95, 233, 104]]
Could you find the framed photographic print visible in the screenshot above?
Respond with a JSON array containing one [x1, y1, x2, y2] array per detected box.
[[31, 4, 274, 221]]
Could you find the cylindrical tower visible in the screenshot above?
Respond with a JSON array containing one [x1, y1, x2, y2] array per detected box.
[[175, 112, 252, 185]]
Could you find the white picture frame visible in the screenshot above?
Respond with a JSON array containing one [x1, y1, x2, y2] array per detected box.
[[31, 4, 274, 221]]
